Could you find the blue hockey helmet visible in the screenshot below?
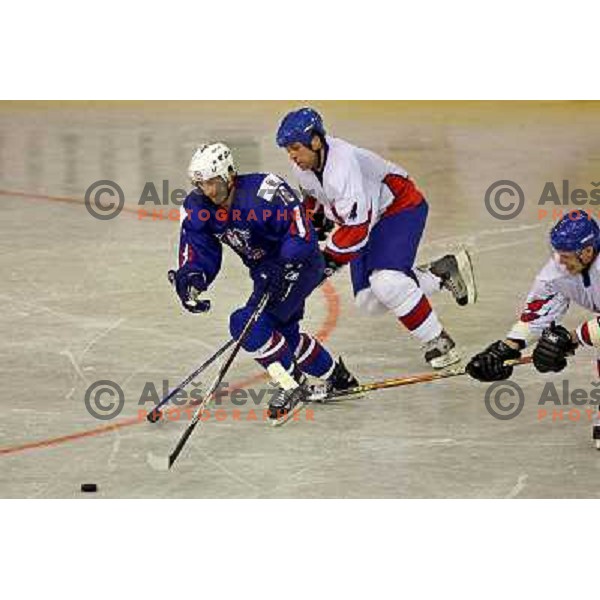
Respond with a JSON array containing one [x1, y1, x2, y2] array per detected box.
[[550, 210, 600, 252], [276, 107, 326, 148]]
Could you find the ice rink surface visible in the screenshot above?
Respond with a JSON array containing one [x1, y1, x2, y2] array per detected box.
[[1, 101, 600, 498]]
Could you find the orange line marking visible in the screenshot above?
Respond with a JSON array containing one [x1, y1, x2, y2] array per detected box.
[[0, 269, 340, 457], [0, 188, 142, 216]]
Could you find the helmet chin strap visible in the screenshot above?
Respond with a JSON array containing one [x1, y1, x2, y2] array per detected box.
[[316, 146, 325, 172], [308, 136, 326, 172], [588, 248, 598, 266], [577, 245, 597, 262], [568, 248, 598, 274], [553, 244, 597, 265], [222, 176, 236, 208]]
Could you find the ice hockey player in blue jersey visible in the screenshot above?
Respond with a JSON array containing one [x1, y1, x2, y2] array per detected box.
[[170, 142, 358, 420]]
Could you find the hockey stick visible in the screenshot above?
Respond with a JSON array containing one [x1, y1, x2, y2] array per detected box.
[[311, 356, 533, 403], [146, 338, 235, 423], [168, 292, 270, 469]]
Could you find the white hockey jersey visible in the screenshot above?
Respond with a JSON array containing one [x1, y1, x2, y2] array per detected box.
[[508, 254, 600, 345], [290, 135, 424, 263]]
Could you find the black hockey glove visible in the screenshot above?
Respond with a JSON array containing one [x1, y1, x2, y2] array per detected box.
[[532, 323, 578, 373], [312, 206, 335, 242], [466, 340, 522, 382], [322, 252, 344, 280], [256, 261, 303, 306], [168, 267, 211, 314]]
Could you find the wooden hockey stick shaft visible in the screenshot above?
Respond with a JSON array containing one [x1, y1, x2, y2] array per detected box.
[[317, 356, 533, 402]]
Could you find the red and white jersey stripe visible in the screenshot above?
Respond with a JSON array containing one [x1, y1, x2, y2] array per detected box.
[[507, 255, 600, 344], [291, 136, 424, 264]]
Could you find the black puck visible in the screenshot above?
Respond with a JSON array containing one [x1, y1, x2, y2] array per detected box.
[[147, 408, 162, 423], [81, 483, 98, 493]]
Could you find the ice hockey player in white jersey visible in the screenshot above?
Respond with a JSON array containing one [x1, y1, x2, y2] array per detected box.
[[276, 107, 477, 369], [466, 210, 600, 448]]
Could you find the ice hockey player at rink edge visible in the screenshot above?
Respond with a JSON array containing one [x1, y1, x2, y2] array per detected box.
[[170, 143, 358, 421], [466, 210, 600, 447], [276, 107, 477, 369]]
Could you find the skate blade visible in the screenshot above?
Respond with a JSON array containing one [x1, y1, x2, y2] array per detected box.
[[317, 391, 366, 403], [439, 360, 467, 376], [455, 247, 478, 305], [308, 385, 329, 403], [269, 401, 308, 427]]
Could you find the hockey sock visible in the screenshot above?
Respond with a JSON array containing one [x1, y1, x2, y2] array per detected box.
[[294, 333, 335, 379], [370, 269, 443, 343], [253, 330, 294, 373], [414, 267, 442, 296]]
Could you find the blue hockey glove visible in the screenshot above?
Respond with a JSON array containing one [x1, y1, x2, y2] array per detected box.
[[168, 267, 211, 314], [256, 261, 303, 305]]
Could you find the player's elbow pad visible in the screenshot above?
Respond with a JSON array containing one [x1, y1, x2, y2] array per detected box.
[[576, 317, 600, 348]]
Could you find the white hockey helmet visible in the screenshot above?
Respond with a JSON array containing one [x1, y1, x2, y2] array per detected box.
[[188, 143, 236, 185]]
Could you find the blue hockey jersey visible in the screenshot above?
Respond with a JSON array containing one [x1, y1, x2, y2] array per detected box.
[[178, 173, 319, 286]]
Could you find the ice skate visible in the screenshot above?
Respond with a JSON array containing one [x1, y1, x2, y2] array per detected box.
[[309, 357, 359, 402], [593, 412, 600, 450], [268, 379, 311, 426], [424, 330, 461, 369], [429, 248, 477, 306]]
